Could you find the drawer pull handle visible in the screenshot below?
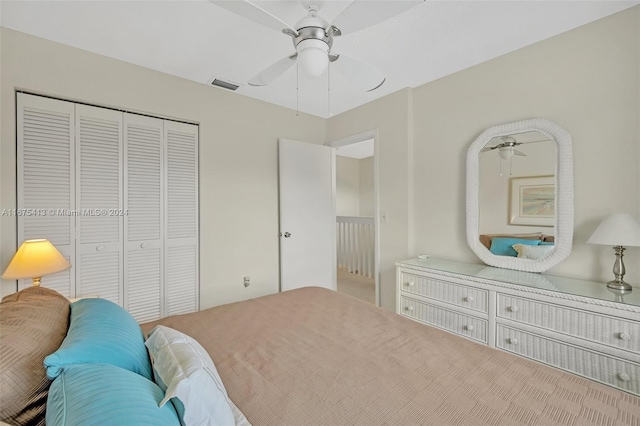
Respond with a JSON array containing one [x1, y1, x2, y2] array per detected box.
[[464, 296, 474, 302], [96, 245, 105, 252], [509, 306, 519, 313], [618, 373, 630, 382], [465, 325, 474, 331], [407, 282, 415, 287], [508, 337, 518, 345], [405, 306, 414, 312], [619, 332, 631, 341]]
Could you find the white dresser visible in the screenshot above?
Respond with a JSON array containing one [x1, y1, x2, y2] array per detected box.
[[396, 258, 640, 396]]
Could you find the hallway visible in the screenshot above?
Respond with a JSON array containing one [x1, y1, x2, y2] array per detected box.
[[336, 267, 375, 304]]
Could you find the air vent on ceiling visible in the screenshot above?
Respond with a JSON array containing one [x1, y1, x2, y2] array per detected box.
[[211, 79, 240, 91]]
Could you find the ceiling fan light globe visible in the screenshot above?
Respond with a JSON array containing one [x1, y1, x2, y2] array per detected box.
[[498, 147, 514, 160], [297, 39, 328, 77]]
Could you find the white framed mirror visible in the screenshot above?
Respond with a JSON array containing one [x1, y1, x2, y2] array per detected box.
[[466, 118, 573, 272]]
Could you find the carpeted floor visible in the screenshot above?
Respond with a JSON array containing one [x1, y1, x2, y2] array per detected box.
[[336, 268, 375, 304]]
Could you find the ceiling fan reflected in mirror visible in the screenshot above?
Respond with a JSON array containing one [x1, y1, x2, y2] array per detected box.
[[481, 136, 527, 160], [481, 135, 553, 159], [209, 0, 424, 92], [481, 134, 553, 176]]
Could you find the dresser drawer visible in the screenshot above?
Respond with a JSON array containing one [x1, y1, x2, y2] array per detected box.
[[497, 293, 640, 353], [497, 325, 640, 395], [400, 296, 487, 343], [399, 272, 488, 313]]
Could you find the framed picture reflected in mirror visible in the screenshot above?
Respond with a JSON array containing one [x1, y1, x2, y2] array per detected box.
[[509, 175, 555, 227]]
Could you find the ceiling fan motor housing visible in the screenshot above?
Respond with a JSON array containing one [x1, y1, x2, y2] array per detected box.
[[288, 13, 334, 77], [289, 26, 333, 51]]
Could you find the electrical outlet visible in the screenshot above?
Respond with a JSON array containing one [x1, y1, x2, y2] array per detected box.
[[243, 276, 250, 287]]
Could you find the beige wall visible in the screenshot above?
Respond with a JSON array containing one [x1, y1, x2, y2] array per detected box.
[[0, 29, 326, 307], [336, 155, 375, 218], [411, 6, 639, 285], [327, 89, 412, 311], [336, 156, 361, 216], [359, 156, 375, 217]]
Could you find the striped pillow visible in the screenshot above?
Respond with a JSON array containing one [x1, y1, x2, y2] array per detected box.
[[0, 287, 70, 426], [44, 298, 152, 380], [46, 363, 180, 425]]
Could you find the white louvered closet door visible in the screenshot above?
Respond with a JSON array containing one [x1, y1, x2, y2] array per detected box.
[[164, 121, 199, 315], [17, 94, 75, 296], [124, 113, 164, 323], [75, 105, 123, 303]]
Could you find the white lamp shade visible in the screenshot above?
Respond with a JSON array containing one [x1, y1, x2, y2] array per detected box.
[[297, 39, 328, 77], [587, 213, 640, 247], [1, 239, 71, 279]]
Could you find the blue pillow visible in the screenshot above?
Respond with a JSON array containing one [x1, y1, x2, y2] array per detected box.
[[540, 241, 555, 246], [44, 298, 152, 380], [46, 363, 180, 426], [490, 237, 540, 257]]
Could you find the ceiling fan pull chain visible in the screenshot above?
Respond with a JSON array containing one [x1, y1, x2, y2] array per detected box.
[[296, 60, 300, 117]]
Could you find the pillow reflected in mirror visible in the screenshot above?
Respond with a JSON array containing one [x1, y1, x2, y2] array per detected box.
[[489, 238, 540, 257], [513, 244, 555, 260]]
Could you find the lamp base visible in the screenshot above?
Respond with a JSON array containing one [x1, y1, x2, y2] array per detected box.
[[606, 246, 633, 292], [607, 279, 632, 292], [32, 276, 41, 287]]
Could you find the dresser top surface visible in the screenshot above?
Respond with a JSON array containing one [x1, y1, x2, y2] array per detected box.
[[396, 258, 640, 308]]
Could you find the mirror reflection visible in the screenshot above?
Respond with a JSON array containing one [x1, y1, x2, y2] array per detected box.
[[478, 131, 557, 260]]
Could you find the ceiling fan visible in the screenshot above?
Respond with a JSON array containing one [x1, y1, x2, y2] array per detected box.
[[481, 136, 527, 160], [481, 135, 552, 160], [209, 0, 424, 91]]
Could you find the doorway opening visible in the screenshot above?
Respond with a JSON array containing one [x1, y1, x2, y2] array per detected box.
[[327, 131, 379, 306]]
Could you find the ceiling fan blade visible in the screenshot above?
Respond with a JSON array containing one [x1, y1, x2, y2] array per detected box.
[[481, 145, 501, 152], [332, 54, 386, 92], [208, 0, 296, 34], [327, 0, 424, 35], [514, 149, 527, 156], [248, 54, 297, 86], [521, 138, 554, 144]]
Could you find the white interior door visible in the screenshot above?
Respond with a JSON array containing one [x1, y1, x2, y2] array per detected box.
[[279, 139, 336, 291]]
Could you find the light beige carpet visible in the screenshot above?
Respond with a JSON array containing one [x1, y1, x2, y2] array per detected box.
[[336, 267, 375, 304]]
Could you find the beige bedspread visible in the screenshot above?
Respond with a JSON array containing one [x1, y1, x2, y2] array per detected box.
[[141, 287, 640, 425]]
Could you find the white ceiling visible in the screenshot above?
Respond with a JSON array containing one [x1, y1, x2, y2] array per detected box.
[[335, 138, 374, 159], [1, 0, 637, 118]]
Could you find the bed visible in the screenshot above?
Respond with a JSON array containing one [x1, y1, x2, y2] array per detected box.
[[142, 287, 639, 425], [2, 286, 639, 425]]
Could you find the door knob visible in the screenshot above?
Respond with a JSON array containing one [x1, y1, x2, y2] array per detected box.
[[283, 232, 291, 238]]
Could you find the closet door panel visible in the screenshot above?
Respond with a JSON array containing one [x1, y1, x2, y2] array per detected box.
[[124, 113, 164, 322], [164, 121, 199, 316], [127, 248, 162, 323], [17, 93, 75, 296], [75, 105, 123, 303]]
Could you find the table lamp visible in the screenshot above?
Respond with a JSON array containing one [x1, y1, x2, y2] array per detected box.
[[587, 213, 640, 292], [2, 239, 71, 286]]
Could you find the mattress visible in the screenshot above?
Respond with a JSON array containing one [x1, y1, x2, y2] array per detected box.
[[141, 287, 640, 425]]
